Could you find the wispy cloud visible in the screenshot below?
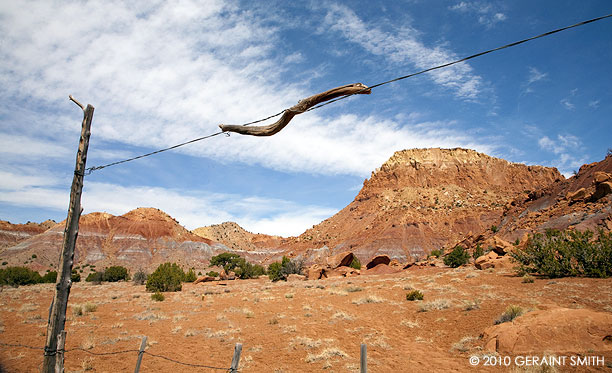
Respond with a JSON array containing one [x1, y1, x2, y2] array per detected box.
[[322, 4, 484, 100], [449, 1, 507, 28], [0, 175, 336, 237], [537, 134, 585, 175], [527, 67, 548, 85]]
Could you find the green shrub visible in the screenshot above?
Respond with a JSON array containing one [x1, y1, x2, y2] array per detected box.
[[490, 225, 499, 233], [430, 249, 443, 258], [234, 261, 266, 279], [443, 246, 470, 268], [146, 263, 184, 292], [209, 253, 242, 272], [268, 256, 303, 282], [132, 269, 148, 285], [85, 271, 103, 283], [206, 271, 219, 277], [103, 266, 130, 282], [151, 292, 165, 302], [0, 266, 42, 286], [267, 262, 283, 282], [183, 268, 197, 282], [349, 257, 361, 270], [42, 271, 58, 283], [1, 262, 7, 266], [406, 290, 424, 301], [472, 244, 484, 260], [494, 305, 524, 324], [31, 254, 37, 259], [71, 269, 81, 282], [510, 229, 612, 278]]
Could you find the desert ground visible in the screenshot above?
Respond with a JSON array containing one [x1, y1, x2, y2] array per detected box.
[[1, 266, 611, 372]]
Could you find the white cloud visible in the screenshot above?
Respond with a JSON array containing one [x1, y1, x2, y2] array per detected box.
[[323, 4, 483, 100], [527, 67, 548, 85], [537, 134, 585, 175], [560, 98, 575, 110], [449, 1, 507, 28], [0, 176, 337, 236], [589, 100, 600, 109]]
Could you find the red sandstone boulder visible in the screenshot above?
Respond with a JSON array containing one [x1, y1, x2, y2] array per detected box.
[[482, 308, 612, 354], [326, 251, 355, 269], [193, 275, 215, 284], [366, 255, 391, 269]]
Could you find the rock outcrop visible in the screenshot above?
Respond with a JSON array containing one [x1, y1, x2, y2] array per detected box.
[[482, 308, 612, 354]]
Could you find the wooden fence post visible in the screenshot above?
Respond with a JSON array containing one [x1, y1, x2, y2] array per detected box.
[[230, 343, 242, 372], [43, 96, 94, 373], [360, 343, 367, 373], [55, 331, 66, 373], [133, 336, 148, 373]]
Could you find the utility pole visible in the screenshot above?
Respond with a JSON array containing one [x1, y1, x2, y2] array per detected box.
[[42, 96, 94, 372]]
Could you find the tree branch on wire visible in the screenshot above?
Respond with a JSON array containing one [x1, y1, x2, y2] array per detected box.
[[219, 83, 371, 136]]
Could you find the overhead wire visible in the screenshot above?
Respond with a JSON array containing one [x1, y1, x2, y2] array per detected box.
[[85, 13, 612, 175]]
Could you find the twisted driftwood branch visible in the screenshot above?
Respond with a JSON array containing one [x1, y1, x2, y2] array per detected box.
[[219, 83, 371, 136]]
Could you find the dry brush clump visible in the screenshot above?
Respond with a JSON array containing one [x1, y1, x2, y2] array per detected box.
[[417, 299, 452, 312]]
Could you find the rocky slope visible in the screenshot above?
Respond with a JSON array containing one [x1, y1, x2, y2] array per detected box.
[[0, 220, 56, 249], [4, 148, 611, 273], [0, 208, 280, 272], [492, 153, 612, 244], [279, 148, 562, 264], [193, 222, 283, 254]]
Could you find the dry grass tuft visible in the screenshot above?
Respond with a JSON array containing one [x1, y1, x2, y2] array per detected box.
[[417, 299, 452, 312]]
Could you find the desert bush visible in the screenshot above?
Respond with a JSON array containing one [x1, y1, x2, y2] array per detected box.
[[268, 256, 303, 282], [349, 256, 361, 270], [0, 266, 42, 286], [85, 271, 103, 283], [234, 261, 266, 279], [206, 271, 219, 277], [209, 253, 242, 272], [521, 274, 534, 283], [494, 305, 524, 324], [146, 263, 184, 292], [102, 266, 129, 282], [183, 268, 197, 282], [444, 246, 470, 268], [41, 271, 58, 283], [490, 225, 498, 233], [430, 249, 443, 258], [151, 292, 165, 302], [267, 261, 283, 282], [71, 269, 81, 282], [472, 244, 484, 260], [132, 269, 147, 285], [510, 229, 612, 278], [406, 290, 424, 301]]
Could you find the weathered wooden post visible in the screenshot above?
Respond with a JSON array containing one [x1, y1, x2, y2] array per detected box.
[[360, 343, 367, 373], [230, 343, 242, 372], [134, 336, 148, 373], [42, 96, 94, 372], [54, 331, 66, 373]]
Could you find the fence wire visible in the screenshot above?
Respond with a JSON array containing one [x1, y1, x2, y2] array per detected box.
[[0, 342, 233, 372], [75, 12, 610, 173]]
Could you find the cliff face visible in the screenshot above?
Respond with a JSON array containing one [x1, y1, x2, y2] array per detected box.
[[4, 148, 609, 272], [282, 148, 562, 263], [495, 154, 612, 242]]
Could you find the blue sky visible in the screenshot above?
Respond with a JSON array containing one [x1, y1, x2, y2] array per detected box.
[[1, 1, 611, 236]]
